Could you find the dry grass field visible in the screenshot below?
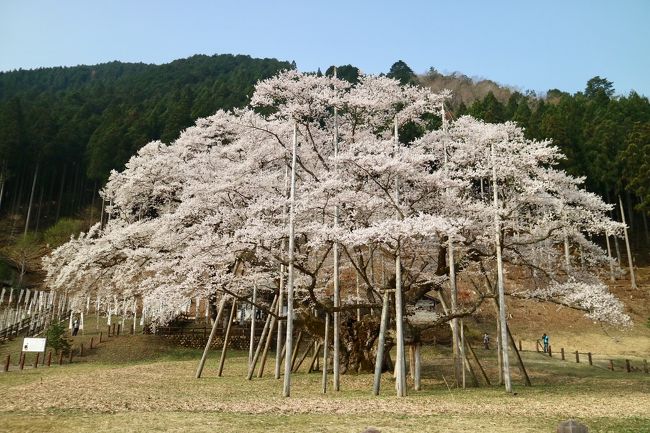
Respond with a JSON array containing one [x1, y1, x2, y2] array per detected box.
[[0, 334, 648, 433], [1, 269, 648, 432]]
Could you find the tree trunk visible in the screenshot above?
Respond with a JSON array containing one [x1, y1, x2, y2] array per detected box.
[[619, 196, 637, 289], [24, 164, 39, 237]]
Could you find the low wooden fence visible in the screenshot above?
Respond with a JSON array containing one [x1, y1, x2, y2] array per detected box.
[[517, 339, 649, 374]]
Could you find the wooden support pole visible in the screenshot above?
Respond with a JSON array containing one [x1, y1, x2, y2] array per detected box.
[[625, 359, 631, 373], [466, 340, 491, 386], [308, 342, 322, 374], [33, 353, 39, 369], [58, 352, 63, 365], [90, 337, 94, 350], [47, 351, 51, 367], [506, 325, 531, 386], [518, 340, 522, 351], [195, 296, 227, 379], [99, 332, 103, 343], [4, 354, 10, 372], [217, 300, 237, 377], [414, 343, 421, 391], [462, 345, 479, 387], [19, 353, 25, 370], [588, 353, 592, 366], [643, 359, 648, 374], [290, 332, 303, 371], [408, 345, 416, 381], [373, 290, 390, 396], [108, 325, 111, 338], [609, 359, 614, 371], [293, 343, 312, 373], [561, 348, 565, 360], [322, 312, 330, 394], [258, 305, 279, 378], [575, 351, 579, 363], [117, 323, 121, 336], [548, 345, 552, 357], [247, 296, 277, 380]]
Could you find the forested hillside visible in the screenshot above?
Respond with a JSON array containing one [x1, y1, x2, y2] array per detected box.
[[0, 54, 292, 228]]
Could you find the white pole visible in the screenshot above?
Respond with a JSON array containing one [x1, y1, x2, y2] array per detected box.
[[332, 67, 341, 392], [394, 116, 407, 397], [249, 284, 257, 366], [605, 231, 615, 281], [275, 166, 289, 380], [492, 142, 512, 393], [283, 122, 298, 398], [619, 196, 637, 289]]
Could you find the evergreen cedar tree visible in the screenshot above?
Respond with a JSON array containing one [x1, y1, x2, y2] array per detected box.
[[44, 71, 630, 336]]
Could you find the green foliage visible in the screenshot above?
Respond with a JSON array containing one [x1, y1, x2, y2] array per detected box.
[[386, 60, 417, 86], [45, 321, 71, 354], [44, 218, 84, 248], [325, 65, 361, 84]]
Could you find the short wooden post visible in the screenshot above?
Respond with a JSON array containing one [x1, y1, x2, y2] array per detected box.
[[518, 340, 522, 351], [625, 359, 631, 373], [68, 348, 73, 364], [561, 348, 565, 360], [108, 325, 111, 338], [575, 351, 579, 363], [47, 351, 52, 367], [536, 340, 540, 352], [588, 352, 592, 366], [609, 359, 614, 371], [80, 343, 84, 357], [203, 326, 207, 338], [89, 337, 94, 349], [19, 353, 25, 370], [117, 324, 121, 336], [99, 332, 103, 343], [4, 354, 10, 372], [130, 324, 134, 335], [643, 359, 648, 374], [33, 353, 40, 369], [548, 345, 552, 357], [58, 352, 64, 365], [112, 323, 116, 336]]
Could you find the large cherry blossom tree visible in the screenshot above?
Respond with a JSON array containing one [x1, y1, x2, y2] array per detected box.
[[43, 71, 630, 394]]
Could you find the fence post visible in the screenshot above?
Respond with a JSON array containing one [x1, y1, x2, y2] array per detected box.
[[117, 324, 121, 336], [4, 354, 9, 372], [33, 353, 40, 369], [609, 359, 614, 371], [588, 353, 592, 366], [90, 337, 94, 349], [575, 351, 579, 363], [536, 340, 540, 352], [548, 345, 552, 357], [19, 353, 25, 370], [519, 340, 522, 351], [58, 352, 63, 365], [47, 351, 52, 367], [112, 323, 116, 336], [108, 325, 111, 338], [68, 348, 73, 364], [99, 332, 103, 343], [561, 348, 565, 360], [644, 359, 648, 374], [625, 359, 631, 373]]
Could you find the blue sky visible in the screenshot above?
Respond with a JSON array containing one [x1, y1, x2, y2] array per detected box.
[[1, 0, 648, 95]]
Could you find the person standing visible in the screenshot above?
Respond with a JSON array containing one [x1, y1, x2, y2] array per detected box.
[[72, 318, 80, 336], [542, 333, 549, 353], [483, 333, 490, 350]]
